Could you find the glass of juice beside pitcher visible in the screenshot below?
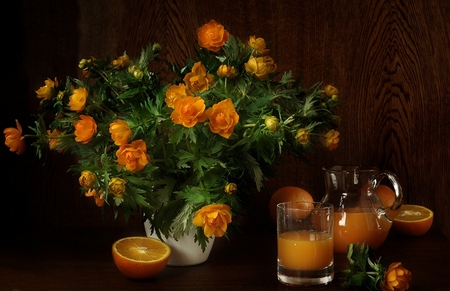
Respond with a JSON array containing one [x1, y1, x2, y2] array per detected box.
[[321, 165, 403, 254]]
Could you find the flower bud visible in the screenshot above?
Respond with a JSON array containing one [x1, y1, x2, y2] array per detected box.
[[133, 69, 144, 79], [265, 116, 280, 133], [324, 85, 339, 97], [225, 183, 238, 195], [295, 128, 310, 145], [78, 59, 88, 69], [152, 43, 162, 53], [109, 177, 127, 197], [79, 170, 97, 189], [217, 64, 238, 79]]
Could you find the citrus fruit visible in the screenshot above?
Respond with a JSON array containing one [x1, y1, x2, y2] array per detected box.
[[112, 236, 171, 279], [375, 184, 396, 207], [392, 204, 434, 236], [269, 186, 314, 221]]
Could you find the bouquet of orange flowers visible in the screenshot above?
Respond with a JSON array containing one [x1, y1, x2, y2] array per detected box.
[[4, 19, 342, 250]]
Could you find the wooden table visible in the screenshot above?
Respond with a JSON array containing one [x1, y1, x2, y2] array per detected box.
[[1, 225, 449, 290]]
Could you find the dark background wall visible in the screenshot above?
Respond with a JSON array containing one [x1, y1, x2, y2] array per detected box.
[[2, 0, 449, 238]]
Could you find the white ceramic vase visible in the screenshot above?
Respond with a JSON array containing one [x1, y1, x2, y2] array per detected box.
[[143, 219, 215, 266]]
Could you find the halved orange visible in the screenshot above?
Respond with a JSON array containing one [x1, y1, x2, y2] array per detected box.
[[392, 204, 434, 236], [269, 186, 314, 221], [112, 236, 171, 279]]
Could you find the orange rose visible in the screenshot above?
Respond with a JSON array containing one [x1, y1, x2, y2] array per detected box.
[[165, 83, 193, 108], [47, 128, 62, 151], [171, 96, 207, 128], [69, 87, 88, 112], [109, 119, 132, 146], [36, 78, 58, 100], [116, 139, 150, 173], [192, 204, 232, 237], [85, 189, 105, 207], [205, 98, 239, 139], [3, 119, 26, 154], [197, 19, 230, 52], [248, 35, 270, 56], [324, 129, 340, 151], [244, 55, 277, 80], [74, 115, 97, 144], [183, 61, 212, 93], [380, 262, 412, 291]]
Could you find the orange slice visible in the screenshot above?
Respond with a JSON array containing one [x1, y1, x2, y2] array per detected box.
[[392, 204, 434, 236], [269, 186, 314, 221], [112, 236, 171, 279]]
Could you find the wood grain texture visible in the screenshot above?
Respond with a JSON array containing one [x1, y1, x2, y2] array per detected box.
[[2, 0, 449, 238]]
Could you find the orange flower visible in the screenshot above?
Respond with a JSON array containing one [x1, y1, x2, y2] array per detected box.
[[109, 119, 132, 146], [36, 78, 58, 100], [244, 55, 277, 80], [197, 19, 230, 52], [165, 83, 193, 108], [112, 55, 130, 70], [324, 129, 340, 151], [324, 84, 339, 97], [85, 189, 105, 207], [3, 119, 26, 154], [69, 87, 88, 112], [217, 64, 238, 79], [380, 262, 412, 291], [74, 115, 97, 144], [109, 177, 127, 197], [183, 61, 213, 93], [116, 139, 150, 173], [248, 36, 270, 56], [192, 204, 232, 237], [205, 98, 239, 139], [47, 128, 62, 151], [171, 96, 207, 128], [79, 170, 97, 189]]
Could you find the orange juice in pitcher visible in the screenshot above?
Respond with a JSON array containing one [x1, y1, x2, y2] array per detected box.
[[321, 166, 403, 254]]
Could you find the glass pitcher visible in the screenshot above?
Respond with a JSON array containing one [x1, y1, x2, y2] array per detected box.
[[321, 165, 403, 254]]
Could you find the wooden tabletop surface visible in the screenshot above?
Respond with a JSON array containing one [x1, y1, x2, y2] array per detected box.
[[1, 225, 449, 290]]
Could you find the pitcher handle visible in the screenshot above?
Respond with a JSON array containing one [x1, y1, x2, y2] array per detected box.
[[371, 170, 404, 218]]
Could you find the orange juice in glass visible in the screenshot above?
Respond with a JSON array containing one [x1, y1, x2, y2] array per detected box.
[[277, 201, 334, 286]]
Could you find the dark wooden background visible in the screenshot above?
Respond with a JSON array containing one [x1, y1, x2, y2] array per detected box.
[[2, 0, 449, 239]]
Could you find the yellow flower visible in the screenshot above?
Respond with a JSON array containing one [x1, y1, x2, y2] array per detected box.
[[224, 183, 238, 195], [248, 35, 270, 56], [193, 204, 232, 237], [109, 177, 127, 197], [197, 19, 230, 52], [79, 170, 97, 189], [109, 119, 132, 146], [295, 128, 310, 145], [85, 189, 105, 207], [380, 262, 412, 291], [116, 139, 150, 173], [112, 54, 130, 70], [36, 78, 58, 100], [264, 116, 280, 133], [74, 115, 97, 144], [3, 119, 26, 155], [244, 55, 277, 80], [217, 64, 238, 79], [47, 128, 62, 151], [183, 61, 211, 93], [165, 83, 193, 108], [69, 87, 88, 112], [324, 84, 339, 97], [324, 129, 340, 151], [205, 98, 239, 139]]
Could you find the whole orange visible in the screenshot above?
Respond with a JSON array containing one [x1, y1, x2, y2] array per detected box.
[[269, 186, 314, 221], [375, 184, 396, 207]]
